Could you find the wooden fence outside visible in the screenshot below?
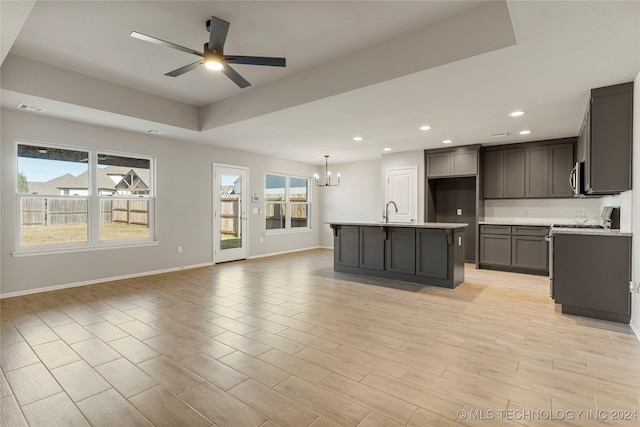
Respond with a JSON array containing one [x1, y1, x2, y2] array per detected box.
[[21, 197, 149, 227], [221, 195, 240, 236]]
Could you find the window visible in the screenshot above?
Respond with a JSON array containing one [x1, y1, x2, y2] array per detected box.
[[265, 173, 310, 232], [16, 142, 155, 251]]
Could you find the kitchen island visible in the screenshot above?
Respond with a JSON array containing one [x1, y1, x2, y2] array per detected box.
[[328, 222, 467, 288]]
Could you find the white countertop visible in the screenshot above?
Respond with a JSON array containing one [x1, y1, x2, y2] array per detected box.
[[326, 221, 468, 229], [550, 228, 632, 237], [479, 220, 555, 227]]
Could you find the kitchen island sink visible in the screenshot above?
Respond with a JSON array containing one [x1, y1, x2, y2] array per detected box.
[[328, 222, 467, 288]]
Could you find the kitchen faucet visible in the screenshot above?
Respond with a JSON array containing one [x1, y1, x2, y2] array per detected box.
[[384, 201, 398, 223]]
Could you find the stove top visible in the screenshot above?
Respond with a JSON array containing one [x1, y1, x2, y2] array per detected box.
[[552, 224, 604, 229]]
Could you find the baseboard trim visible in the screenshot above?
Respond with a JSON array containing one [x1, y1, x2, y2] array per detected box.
[[319, 245, 334, 250], [248, 246, 328, 260], [0, 262, 214, 299], [630, 319, 640, 342]]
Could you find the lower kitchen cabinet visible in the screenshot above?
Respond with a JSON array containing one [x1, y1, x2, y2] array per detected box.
[[385, 227, 415, 274], [331, 224, 466, 288], [479, 233, 511, 266], [416, 229, 448, 279], [553, 233, 631, 323], [479, 225, 549, 274], [359, 226, 385, 270], [335, 225, 359, 268]]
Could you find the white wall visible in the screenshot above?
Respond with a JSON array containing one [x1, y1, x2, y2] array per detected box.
[[380, 150, 425, 222], [317, 149, 426, 248], [600, 191, 633, 232], [483, 198, 603, 224], [1, 109, 320, 296], [631, 71, 640, 336], [318, 159, 381, 247]]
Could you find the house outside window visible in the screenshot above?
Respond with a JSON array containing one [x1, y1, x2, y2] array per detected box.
[[265, 173, 310, 232], [16, 142, 155, 251]]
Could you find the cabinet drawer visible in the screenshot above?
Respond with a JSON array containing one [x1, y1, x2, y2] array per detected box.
[[480, 225, 511, 235], [512, 226, 549, 237]]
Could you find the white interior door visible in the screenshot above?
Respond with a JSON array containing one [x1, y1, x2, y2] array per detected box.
[[386, 166, 418, 223], [214, 165, 248, 263]]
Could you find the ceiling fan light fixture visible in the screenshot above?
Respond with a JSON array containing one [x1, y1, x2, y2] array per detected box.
[[205, 60, 224, 71], [204, 49, 224, 70]]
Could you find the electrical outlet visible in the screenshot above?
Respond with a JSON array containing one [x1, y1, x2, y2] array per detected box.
[[456, 209, 462, 216], [177, 246, 183, 254]]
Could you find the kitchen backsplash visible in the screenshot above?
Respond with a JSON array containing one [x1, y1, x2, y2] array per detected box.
[[483, 198, 603, 224], [600, 190, 632, 232]]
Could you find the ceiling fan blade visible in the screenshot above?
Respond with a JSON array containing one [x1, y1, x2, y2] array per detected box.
[[224, 55, 286, 67], [207, 16, 230, 52], [130, 31, 203, 57], [165, 60, 203, 77], [222, 64, 251, 88]]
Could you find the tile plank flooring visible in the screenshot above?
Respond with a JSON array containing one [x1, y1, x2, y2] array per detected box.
[[1, 249, 639, 426]]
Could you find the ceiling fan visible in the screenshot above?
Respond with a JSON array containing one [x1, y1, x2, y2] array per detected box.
[[131, 16, 286, 88]]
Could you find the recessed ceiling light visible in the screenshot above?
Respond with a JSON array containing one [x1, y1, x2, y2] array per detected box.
[[519, 130, 532, 135], [419, 125, 432, 131], [353, 136, 363, 141], [383, 148, 391, 152], [442, 139, 453, 144], [510, 111, 526, 117], [491, 132, 509, 138]]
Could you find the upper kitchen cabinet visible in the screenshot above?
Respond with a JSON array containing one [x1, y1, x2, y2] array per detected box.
[[426, 146, 479, 178], [579, 82, 633, 195], [525, 141, 575, 198], [482, 139, 575, 199], [482, 147, 525, 198]]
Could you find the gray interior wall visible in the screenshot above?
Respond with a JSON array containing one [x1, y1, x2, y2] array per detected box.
[[1, 109, 320, 296]]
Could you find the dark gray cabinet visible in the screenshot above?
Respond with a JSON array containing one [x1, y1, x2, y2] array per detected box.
[[416, 229, 448, 279], [479, 225, 548, 274], [482, 150, 503, 199], [335, 226, 359, 268], [553, 233, 631, 323], [479, 225, 511, 266], [331, 224, 466, 288], [483, 140, 574, 199], [525, 143, 574, 198], [582, 82, 633, 195], [525, 146, 549, 198], [511, 226, 548, 271], [503, 148, 525, 198], [385, 227, 415, 274], [549, 143, 574, 197], [359, 227, 384, 271], [426, 147, 478, 178], [482, 148, 524, 198]]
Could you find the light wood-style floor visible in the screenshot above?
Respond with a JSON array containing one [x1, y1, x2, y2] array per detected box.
[[1, 249, 639, 426]]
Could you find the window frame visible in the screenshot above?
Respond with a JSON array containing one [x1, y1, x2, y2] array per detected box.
[[14, 140, 157, 255], [264, 172, 311, 234]]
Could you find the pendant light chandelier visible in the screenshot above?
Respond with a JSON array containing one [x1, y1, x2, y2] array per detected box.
[[314, 155, 340, 187]]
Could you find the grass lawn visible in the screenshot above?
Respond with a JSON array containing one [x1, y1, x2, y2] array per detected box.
[[221, 234, 241, 250], [22, 223, 150, 246]]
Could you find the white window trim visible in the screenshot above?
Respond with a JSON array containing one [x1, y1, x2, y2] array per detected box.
[[15, 140, 156, 254], [264, 172, 311, 234]]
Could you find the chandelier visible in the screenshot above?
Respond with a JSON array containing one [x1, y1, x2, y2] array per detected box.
[[314, 155, 340, 187]]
